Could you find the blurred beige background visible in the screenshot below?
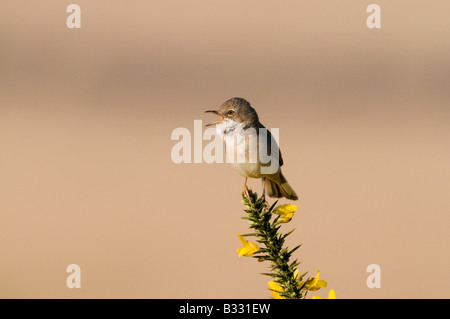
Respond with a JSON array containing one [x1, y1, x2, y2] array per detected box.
[[1, 1, 449, 298]]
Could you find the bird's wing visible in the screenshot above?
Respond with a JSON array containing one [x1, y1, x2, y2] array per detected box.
[[259, 124, 283, 167]]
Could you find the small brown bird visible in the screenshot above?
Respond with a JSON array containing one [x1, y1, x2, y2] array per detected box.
[[205, 97, 298, 200]]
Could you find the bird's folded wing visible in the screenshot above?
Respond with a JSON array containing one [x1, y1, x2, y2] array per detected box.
[[258, 124, 283, 167]]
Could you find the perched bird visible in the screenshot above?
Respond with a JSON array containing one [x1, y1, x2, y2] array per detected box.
[[205, 97, 298, 200]]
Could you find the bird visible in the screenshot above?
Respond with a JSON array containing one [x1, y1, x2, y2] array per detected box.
[[205, 97, 298, 201]]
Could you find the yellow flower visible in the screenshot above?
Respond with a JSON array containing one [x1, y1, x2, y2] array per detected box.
[[299, 270, 327, 291], [312, 289, 336, 299], [273, 204, 297, 223], [236, 234, 259, 257], [268, 281, 284, 299]]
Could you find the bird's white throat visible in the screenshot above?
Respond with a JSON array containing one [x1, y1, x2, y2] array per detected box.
[[216, 118, 248, 137]]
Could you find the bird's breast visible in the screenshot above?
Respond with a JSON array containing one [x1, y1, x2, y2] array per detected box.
[[220, 127, 262, 178]]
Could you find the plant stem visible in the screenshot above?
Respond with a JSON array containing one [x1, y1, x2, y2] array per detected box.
[[242, 190, 302, 299]]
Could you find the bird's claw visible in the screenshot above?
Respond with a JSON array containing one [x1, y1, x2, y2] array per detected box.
[[243, 186, 251, 199], [261, 193, 269, 207]]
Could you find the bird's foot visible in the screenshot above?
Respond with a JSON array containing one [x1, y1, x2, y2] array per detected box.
[[260, 192, 269, 207], [243, 186, 251, 199]]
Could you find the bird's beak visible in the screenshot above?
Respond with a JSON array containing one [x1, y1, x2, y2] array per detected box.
[[205, 110, 225, 127]]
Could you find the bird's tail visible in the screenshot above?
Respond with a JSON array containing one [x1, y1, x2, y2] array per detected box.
[[265, 172, 298, 201]]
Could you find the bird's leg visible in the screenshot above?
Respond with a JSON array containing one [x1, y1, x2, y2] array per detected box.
[[243, 177, 250, 198]]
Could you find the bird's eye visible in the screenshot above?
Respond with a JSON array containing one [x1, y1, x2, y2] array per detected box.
[[227, 110, 235, 116]]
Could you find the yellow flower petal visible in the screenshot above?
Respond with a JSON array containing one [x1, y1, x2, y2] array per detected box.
[[328, 289, 335, 299], [298, 280, 306, 289], [280, 213, 294, 223], [237, 234, 248, 247], [273, 204, 297, 216], [268, 281, 284, 299], [236, 234, 259, 257], [248, 241, 259, 250], [312, 289, 336, 299], [304, 270, 327, 291]]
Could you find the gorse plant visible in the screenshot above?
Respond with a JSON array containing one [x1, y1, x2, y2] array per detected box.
[[237, 189, 334, 299]]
